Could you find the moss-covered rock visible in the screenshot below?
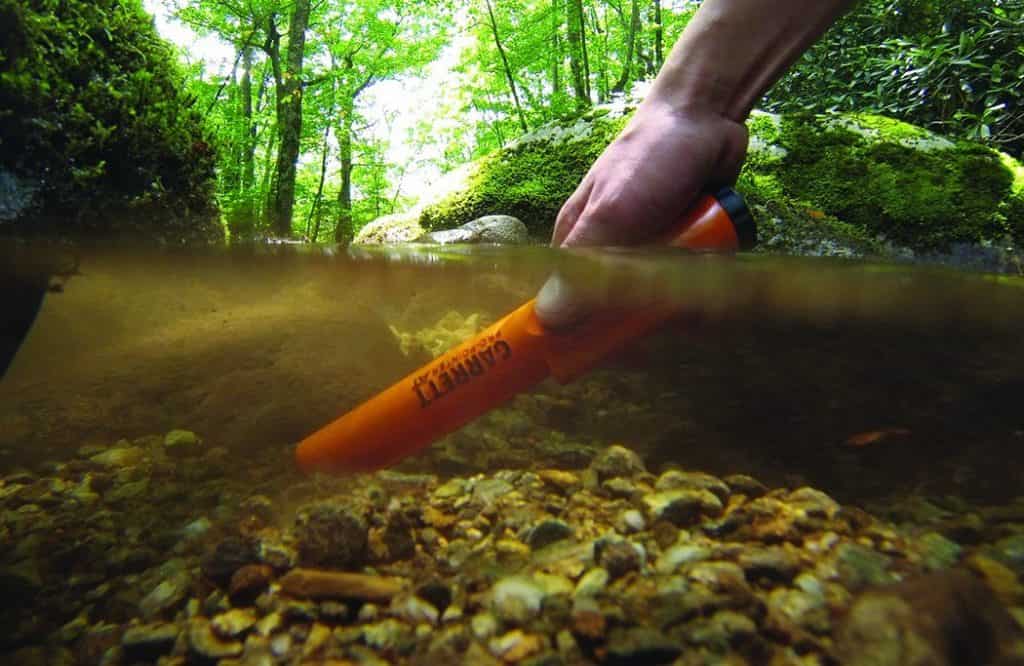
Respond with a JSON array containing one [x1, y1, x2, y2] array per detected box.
[[742, 111, 1023, 251], [367, 104, 1024, 257], [0, 0, 220, 241], [418, 108, 630, 238], [353, 211, 425, 245]]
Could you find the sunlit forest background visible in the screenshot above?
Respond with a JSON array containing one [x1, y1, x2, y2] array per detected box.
[[2, 0, 1022, 242]]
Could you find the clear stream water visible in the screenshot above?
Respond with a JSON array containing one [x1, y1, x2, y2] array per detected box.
[[2, 242, 1022, 505]]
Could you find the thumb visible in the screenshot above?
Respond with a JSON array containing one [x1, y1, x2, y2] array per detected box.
[[534, 271, 590, 330]]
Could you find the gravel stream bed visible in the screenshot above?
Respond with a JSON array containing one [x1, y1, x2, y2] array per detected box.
[[2, 432, 1024, 665]]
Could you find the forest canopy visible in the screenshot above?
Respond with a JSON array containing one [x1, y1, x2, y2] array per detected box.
[[0, 0, 1021, 241]]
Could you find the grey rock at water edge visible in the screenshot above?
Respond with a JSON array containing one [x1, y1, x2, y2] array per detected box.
[[415, 215, 530, 245]]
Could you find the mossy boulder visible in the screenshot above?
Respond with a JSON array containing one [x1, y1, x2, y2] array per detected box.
[[361, 104, 1024, 258], [419, 108, 629, 239], [353, 211, 425, 245], [0, 0, 220, 241], [740, 111, 1024, 253]]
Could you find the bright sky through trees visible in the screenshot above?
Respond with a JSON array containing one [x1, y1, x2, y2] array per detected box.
[[143, 0, 464, 200]]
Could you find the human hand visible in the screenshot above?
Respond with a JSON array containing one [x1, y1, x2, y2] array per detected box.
[[537, 101, 749, 328]]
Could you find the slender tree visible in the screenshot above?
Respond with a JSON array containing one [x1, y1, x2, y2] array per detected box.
[[484, 0, 530, 132], [267, 0, 311, 237]]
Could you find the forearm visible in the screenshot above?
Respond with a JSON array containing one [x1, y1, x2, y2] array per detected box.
[[646, 0, 855, 122]]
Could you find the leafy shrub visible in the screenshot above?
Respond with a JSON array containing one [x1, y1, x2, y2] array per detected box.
[[766, 0, 1024, 157]]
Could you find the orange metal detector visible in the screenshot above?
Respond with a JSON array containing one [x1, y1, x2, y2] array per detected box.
[[296, 189, 755, 474]]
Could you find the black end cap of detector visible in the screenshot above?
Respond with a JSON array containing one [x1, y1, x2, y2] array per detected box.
[[715, 187, 756, 251]]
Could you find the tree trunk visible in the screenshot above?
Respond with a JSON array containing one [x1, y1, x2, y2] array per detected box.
[[590, 4, 608, 103], [612, 0, 639, 94], [307, 124, 330, 242], [334, 102, 354, 243], [239, 47, 255, 193], [484, 0, 529, 132], [551, 0, 562, 103], [651, 0, 663, 70], [269, 0, 310, 238], [566, 0, 591, 109]]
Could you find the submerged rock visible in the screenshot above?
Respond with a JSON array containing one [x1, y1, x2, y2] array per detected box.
[[163, 430, 202, 458], [837, 569, 1024, 665], [293, 501, 368, 569]]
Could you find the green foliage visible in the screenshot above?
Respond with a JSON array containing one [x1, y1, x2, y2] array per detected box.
[[174, 0, 448, 240], [766, 0, 1024, 157], [0, 0, 218, 238]]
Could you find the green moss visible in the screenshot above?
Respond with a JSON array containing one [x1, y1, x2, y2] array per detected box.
[[770, 113, 1018, 250], [0, 0, 218, 238], [999, 153, 1024, 244], [420, 116, 628, 235], [746, 112, 782, 146], [845, 113, 933, 142], [353, 211, 424, 244]]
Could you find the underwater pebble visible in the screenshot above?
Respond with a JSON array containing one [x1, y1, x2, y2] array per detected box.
[[589, 444, 646, 481], [228, 564, 274, 606], [90, 446, 147, 468], [391, 594, 440, 625], [488, 629, 545, 661], [687, 609, 758, 648], [139, 576, 189, 620], [688, 561, 749, 594], [491, 576, 547, 623], [524, 518, 574, 550], [473, 479, 515, 508], [363, 618, 413, 651], [163, 429, 201, 457], [278, 568, 406, 603], [918, 531, 963, 571], [596, 539, 644, 579], [601, 477, 640, 499], [471, 612, 500, 640], [655, 544, 712, 574], [769, 586, 830, 632], [188, 618, 243, 660], [835, 543, 895, 589], [432, 478, 466, 500], [269, 632, 291, 658], [737, 546, 802, 583], [300, 623, 331, 658], [605, 626, 682, 664], [618, 509, 646, 533], [643, 489, 724, 525], [293, 502, 367, 568], [655, 469, 731, 501], [120, 623, 179, 662], [724, 474, 768, 498], [254, 612, 283, 637], [788, 487, 840, 519], [211, 608, 258, 639], [538, 469, 579, 491], [573, 568, 610, 598]]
